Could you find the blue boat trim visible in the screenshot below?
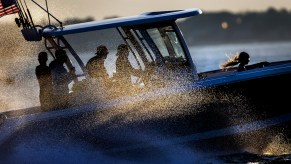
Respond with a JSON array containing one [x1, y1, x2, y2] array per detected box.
[[196, 63, 291, 87]]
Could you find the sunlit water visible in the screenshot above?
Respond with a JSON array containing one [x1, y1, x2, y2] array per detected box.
[[1, 41, 291, 163]]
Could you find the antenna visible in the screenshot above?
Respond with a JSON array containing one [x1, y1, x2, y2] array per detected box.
[[24, 0, 35, 28], [45, 0, 51, 25], [17, 0, 31, 28]]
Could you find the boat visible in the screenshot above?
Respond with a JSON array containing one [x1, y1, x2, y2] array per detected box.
[[1, 1, 291, 162]]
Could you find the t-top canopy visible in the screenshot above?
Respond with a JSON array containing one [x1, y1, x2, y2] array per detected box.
[[42, 8, 202, 37]]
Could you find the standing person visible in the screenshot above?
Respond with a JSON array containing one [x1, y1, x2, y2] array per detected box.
[[49, 49, 73, 109], [35, 52, 53, 112]]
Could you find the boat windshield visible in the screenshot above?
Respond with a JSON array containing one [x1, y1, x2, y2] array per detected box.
[[146, 26, 187, 63]]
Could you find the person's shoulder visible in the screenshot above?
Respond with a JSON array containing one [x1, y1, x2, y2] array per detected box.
[[36, 65, 49, 70], [86, 56, 99, 66], [35, 65, 40, 73], [237, 66, 246, 72], [49, 60, 56, 67], [35, 65, 51, 77], [88, 56, 99, 62]]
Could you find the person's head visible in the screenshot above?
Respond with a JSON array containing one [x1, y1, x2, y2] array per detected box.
[[38, 51, 48, 64], [117, 44, 129, 55], [95, 45, 108, 59], [55, 49, 67, 63], [238, 52, 250, 65]]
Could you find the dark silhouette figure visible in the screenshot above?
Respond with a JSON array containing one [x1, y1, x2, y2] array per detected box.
[[86, 45, 111, 88], [114, 44, 142, 94], [237, 52, 250, 72], [49, 49, 73, 109], [35, 52, 53, 111], [221, 51, 269, 72]]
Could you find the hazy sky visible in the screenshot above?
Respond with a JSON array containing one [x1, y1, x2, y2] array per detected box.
[[1, 0, 291, 22]]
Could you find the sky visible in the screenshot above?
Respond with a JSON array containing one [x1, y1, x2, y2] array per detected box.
[[1, 0, 291, 23]]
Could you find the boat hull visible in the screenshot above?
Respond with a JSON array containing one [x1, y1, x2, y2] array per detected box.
[[0, 70, 291, 161]]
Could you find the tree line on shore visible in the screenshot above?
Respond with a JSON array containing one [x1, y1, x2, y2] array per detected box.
[[178, 8, 291, 45]]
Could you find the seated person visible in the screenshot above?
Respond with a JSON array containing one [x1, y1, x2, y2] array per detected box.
[[113, 44, 143, 95], [84, 45, 112, 100], [86, 45, 111, 87], [221, 51, 269, 72]]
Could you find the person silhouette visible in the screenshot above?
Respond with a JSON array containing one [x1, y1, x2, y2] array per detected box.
[[114, 44, 142, 95], [221, 51, 268, 72], [49, 49, 73, 109], [35, 52, 53, 111], [86, 45, 111, 88], [236, 52, 250, 72], [81, 45, 112, 101]]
